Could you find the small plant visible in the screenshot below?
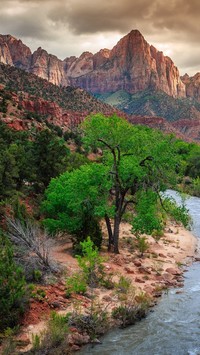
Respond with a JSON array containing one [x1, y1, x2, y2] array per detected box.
[[76, 237, 105, 288], [0, 232, 26, 331], [32, 334, 41, 351], [112, 303, 147, 328], [115, 276, 131, 294], [136, 236, 149, 256], [69, 301, 109, 340], [29, 312, 69, 354], [33, 269, 42, 282], [31, 288, 46, 301], [66, 272, 87, 297]]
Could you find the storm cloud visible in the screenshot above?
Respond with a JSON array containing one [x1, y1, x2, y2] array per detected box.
[[0, 0, 199, 75]]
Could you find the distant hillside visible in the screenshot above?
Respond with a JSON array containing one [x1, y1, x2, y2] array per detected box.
[[0, 63, 123, 131], [95, 89, 200, 122]]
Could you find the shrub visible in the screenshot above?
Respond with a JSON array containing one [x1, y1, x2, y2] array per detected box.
[[115, 276, 131, 294], [29, 312, 69, 355], [136, 236, 149, 256], [65, 273, 87, 298], [163, 196, 190, 228], [112, 303, 147, 328], [0, 232, 26, 331], [69, 301, 109, 340], [76, 237, 105, 288]]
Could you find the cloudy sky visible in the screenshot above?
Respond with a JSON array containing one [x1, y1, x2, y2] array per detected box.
[[0, 0, 199, 75]]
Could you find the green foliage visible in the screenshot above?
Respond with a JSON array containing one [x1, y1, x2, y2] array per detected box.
[[163, 197, 190, 228], [43, 114, 180, 253], [112, 303, 147, 328], [115, 276, 131, 294], [43, 163, 111, 247], [65, 272, 87, 297], [132, 190, 163, 236], [30, 312, 69, 354], [33, 270, 42, 282], [191, 177, 200, 197], [69, 302, 109, 340], [33, 130, 69, 192], [136, 236, 149, 256], [76, 237, 105, 288], [0, 232, 26, 331], [65, 237, 106, 297]]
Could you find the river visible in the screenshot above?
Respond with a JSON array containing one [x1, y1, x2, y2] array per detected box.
[[81, 190, 200, 355]]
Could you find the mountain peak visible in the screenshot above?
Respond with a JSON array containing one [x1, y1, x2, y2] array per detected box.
[[126, 29, 144, 38], [0, 30, 186, 98]]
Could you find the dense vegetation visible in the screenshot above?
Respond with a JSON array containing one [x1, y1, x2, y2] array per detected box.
[[0, 110, 200, 344], [43, 114, 199, 253], [0, 63, 115, 113]]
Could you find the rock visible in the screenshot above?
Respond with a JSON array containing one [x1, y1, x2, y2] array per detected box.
[[138, 266, 151, 274], [135, 277, 145, 283], [124, 266, 135, 274], [162, 273, 173, 281], [102, 295, 112, 302], [69, 333, 90, 345], [15, 333, 30, 347], [159, 253, 166, 258], [0, 30, 186, 98], [181, 73, 200, 102], [134, 261, 142, 267], [195, 257, 200, 262], [166, 268, 182, 276], [71, 344, 81, 351], [50, 301, 61, 309]]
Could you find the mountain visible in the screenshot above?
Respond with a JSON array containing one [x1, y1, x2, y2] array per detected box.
[[0, 30, 186, 98], [0, 31, 200, 141], [181, 73, 200, 102], [0, 63, 123, 131]]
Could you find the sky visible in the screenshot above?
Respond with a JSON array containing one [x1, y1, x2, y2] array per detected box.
[[0, 0, 199, 76]]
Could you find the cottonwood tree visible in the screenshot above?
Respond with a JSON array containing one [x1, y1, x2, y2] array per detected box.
[[43, 114, 178, 253]]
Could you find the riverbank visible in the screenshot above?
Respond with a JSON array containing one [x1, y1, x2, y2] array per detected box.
[[15, 220, 197, 353]]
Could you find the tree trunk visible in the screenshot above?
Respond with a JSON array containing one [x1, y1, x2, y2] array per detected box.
[[105, 214, 114, 251], [113, 214, 120, 254]]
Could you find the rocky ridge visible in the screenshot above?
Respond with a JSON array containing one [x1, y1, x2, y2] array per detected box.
[[0, 63, 124, 132], [0, 30, 188, 98]]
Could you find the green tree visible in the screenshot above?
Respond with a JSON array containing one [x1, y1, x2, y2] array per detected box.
[[0, 232, 26, 331], [43, 163, 111, 248], [82, 114, 177, 252], [43, 115, 178, 253], [33, 130, 69, 192]]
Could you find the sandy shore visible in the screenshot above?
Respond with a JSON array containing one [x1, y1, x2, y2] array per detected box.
[[16, 221, 198, 352]]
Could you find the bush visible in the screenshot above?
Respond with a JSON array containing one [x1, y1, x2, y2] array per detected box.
[[0, 232, 26, 331], [66, 272, 87, 297], [163, 196, 190, 228], [69, 302, 109, 340], [29, 312, 69, 355], [115, 275, 131, 294], [76, 237, 105, 288], [112, 303, 147, 328], [136, 236, 149, 256]]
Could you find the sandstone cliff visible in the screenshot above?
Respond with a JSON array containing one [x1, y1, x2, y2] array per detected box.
[[69, 30, 185, 98], [181, 73, 200, 102], [0, 30, 186, 98]]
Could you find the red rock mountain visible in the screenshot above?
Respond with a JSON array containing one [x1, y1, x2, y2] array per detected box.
[[181, 73, 200, 102], [0, 30, 187, 98]]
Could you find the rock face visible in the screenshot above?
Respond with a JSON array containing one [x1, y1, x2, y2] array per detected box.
[[0, 35, 31, 69], [0, 30, 186, 98], [30, 47, 69, 86], [181, 73, 200, 102], [69, 30, 185, 98]]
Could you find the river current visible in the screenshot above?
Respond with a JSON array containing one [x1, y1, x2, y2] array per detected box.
[[81, 190, 200, 355]]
